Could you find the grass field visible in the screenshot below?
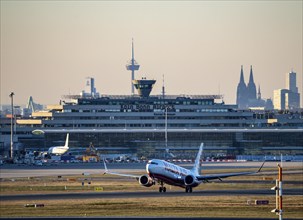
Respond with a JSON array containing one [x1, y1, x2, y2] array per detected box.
[[0, 166, 302, 218], [1, 195, 302, 218]]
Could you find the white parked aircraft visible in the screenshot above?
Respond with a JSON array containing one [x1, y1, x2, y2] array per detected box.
[[104, 143, 265, 193], [48, 133, 69, 155]]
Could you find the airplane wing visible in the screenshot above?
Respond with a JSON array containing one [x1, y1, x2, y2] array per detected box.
[[103, 160, 141, 180], [196, 161, 265, 182]]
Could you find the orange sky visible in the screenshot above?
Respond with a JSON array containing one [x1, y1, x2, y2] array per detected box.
[[1, 1, 302, 106]]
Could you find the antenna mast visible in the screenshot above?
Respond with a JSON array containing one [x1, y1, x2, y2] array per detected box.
[[162, 74, 166, 99], [126, 38, 140, 95]]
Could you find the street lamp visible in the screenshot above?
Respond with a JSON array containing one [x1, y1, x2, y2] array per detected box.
[[9, 92, 15, 159]]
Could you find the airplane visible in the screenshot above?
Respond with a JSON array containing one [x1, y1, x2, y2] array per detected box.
[[48, 133, 69, 155], [103, 143, 265, 193]]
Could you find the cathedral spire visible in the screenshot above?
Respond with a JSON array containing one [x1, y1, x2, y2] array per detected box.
[[249, 65, 254, 84], [240, 65, 245, 84], [236, 65, 247, 109], [247, 65, 257, 100]]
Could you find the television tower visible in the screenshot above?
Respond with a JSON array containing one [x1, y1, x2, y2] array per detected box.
[[126, 39, 140, 95]]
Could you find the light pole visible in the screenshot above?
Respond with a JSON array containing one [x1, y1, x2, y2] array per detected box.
[[164, 106, 170, 159], [9, 92, 15, 159], [165, 106, 168, 151]]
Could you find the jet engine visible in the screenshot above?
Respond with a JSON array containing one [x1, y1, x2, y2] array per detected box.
[[139, 174, 154, 187], [184, 175, 199, 187]]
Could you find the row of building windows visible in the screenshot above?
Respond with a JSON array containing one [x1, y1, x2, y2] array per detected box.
[[49, 116, 251, 120], [64, 108, 229, 113], [37, 122, 266, 128], [77, 99, 215, 106], [6, 121, 297, 130]]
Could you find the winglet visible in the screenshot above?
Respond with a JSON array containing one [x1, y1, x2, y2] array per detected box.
[[101, 159, 140, 179], [257, 161, 266, 173]]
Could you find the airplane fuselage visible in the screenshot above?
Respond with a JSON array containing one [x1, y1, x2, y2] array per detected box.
[[48, 146, 69, 155], [146, 159, 199, 188]]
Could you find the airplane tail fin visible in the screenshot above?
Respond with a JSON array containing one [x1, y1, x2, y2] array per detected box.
[[64, 133, 69, 148], [191, 143, 204, 176], [103, 159, 108, 174]]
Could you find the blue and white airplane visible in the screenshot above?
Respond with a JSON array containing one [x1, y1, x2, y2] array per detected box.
[[103, 143, 265, 193]]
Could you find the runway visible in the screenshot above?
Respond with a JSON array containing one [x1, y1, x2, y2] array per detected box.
[[1, 161, 302, 203], [1, 161, 302, 178], [1, 188, 302, 201]]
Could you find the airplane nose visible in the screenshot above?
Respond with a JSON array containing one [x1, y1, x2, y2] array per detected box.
[[146, 164, 150, 173]]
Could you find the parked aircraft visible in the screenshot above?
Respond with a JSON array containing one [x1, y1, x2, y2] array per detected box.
[[103, 143, 265, 193], [48, 133, 69, 155]]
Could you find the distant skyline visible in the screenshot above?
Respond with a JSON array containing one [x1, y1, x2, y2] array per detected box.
[[1, 1, 302, 106]]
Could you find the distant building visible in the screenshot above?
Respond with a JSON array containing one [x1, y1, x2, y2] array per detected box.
[[285, 70, 300, 109], [80, 77, 100, 98], [286, 92, 300, 110], [236, 65, 272, 110], [273, 89, 288, 110], [273, 70, 300, 110], [286, 70, 298, 93]]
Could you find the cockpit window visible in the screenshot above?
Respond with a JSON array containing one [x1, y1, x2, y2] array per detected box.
[[148, 160, 158, 165]]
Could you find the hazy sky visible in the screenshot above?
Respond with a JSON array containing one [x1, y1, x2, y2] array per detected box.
[[1, 1, 302, 106]]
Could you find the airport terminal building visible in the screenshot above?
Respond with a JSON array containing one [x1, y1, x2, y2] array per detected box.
[[1, 84, 303, 158]]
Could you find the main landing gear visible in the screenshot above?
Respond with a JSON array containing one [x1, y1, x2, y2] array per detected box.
[[159, 186, 166, 193], [159, 181, 166, 193], [185, 186, 192, 193]]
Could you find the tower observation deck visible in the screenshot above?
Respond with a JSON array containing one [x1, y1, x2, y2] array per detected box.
[[126, 39, 140, 95], [133, 78, 156, 98]]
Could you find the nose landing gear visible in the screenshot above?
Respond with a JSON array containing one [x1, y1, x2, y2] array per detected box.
[[185, 186, 192, 193]]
